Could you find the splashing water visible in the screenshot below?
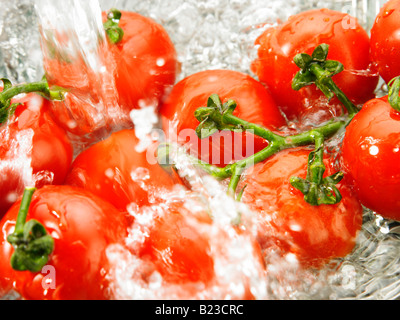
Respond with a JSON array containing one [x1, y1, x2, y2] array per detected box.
[[34, 0, 128, 148], [0, 0, 399, 300]]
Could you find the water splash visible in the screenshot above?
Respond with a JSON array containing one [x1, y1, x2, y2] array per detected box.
[[34, 0, 127, 146]]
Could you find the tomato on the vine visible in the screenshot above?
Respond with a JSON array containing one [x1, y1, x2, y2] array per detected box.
[[0, 185, 128, 300], [159, 69, 286, 167], [239, 148, 363, 268], [0, 93, 73, 217], [251, 8, 379, 122], [65, 129, 180, 212], [370, 0, 400, 84], [341, 95, 400, 222]]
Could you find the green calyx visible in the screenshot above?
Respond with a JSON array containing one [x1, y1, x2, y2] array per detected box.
[[7, 187, 54, 273], [292, 43, 359, 116], [104, 8, 124, 44], [194, 94, 238, 139], [388, 76, 400, 112], [292, 44, 343, 96], [290, 136, 344, 207], [290, 171, 343, 206]]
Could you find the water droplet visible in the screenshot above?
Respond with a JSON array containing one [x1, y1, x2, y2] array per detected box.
[[369, 145, 379, 156], [105, 168, 115, 179], [156, 57, 165, 67]]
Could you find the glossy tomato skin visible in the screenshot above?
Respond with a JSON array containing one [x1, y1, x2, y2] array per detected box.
[[130, 197, 265, 299], [0, 185, 128, 300], [342, 96, 400, 221], [370, 0, 400, 84], [252, 8, 379, 121], [159, 69, 286, 167], [106, 10, 179, 112], [137, 201, 215, 285], [239, 148, 363, 268], [65, 129, 179, 212], [0, 94, 73, 217]]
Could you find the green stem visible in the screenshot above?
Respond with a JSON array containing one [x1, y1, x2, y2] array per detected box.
[[222, 113, 283, 142], [7, 187, 54, 272], [13, 187, 36, 236], [309, 63, 359, 116], [0, 78, 65, 124], [285, 119, 346, 146], [307, 131, 325, 184], [0, 78, 64, 103], [227, 163, 247, 197], [160, 112, 347, 198]]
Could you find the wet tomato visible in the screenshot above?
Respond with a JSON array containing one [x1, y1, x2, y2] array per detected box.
[[65, 129, 180, 212], [136, 201, 215, 285], [105, 10, 179, 112], [251, 8, 379, 122], [239, 148, 363, 268], [44, 9, 178, 136], [127, 195, 265, 299], [159, 69, 286, 167], [370, 0, 400, 84], [0, 93, 73, 217], [0, 185, 128, 300], [341, 96, 400, 222]]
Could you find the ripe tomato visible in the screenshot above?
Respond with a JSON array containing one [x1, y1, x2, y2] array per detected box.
[[159, 69, 286, 167], [341, 96, 400, 221], [43, 10, 178, 136], [0, 185, 128, 300], [65, 129, 180, 212], [239, 148, 363, 268], [370, 0, 400, 84], [0, 93, 73, 217], [104, 10, 179, 112], [127, 195, 265, 299], [136, 201, 215, 285], [251, 8, 379, 122]]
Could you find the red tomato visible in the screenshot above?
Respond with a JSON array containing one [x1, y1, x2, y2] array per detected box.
[[44, 10, 178, 136], [0, 185, 128, 300], [239, 148, 363, 268], [105, 10, 179, 112], [159, 69, 286, 167], [65, 129, 180, 212], [0, 93, 73, 217], [128, 196, 265, 299], [251, 8, 379, 122], [370, 0, 400, 84], [341, 96, 400, 221], [137, 201, 215, 285]]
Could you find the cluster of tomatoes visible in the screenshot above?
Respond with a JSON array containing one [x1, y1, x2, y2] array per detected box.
[[0, 1, 400, 300]]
